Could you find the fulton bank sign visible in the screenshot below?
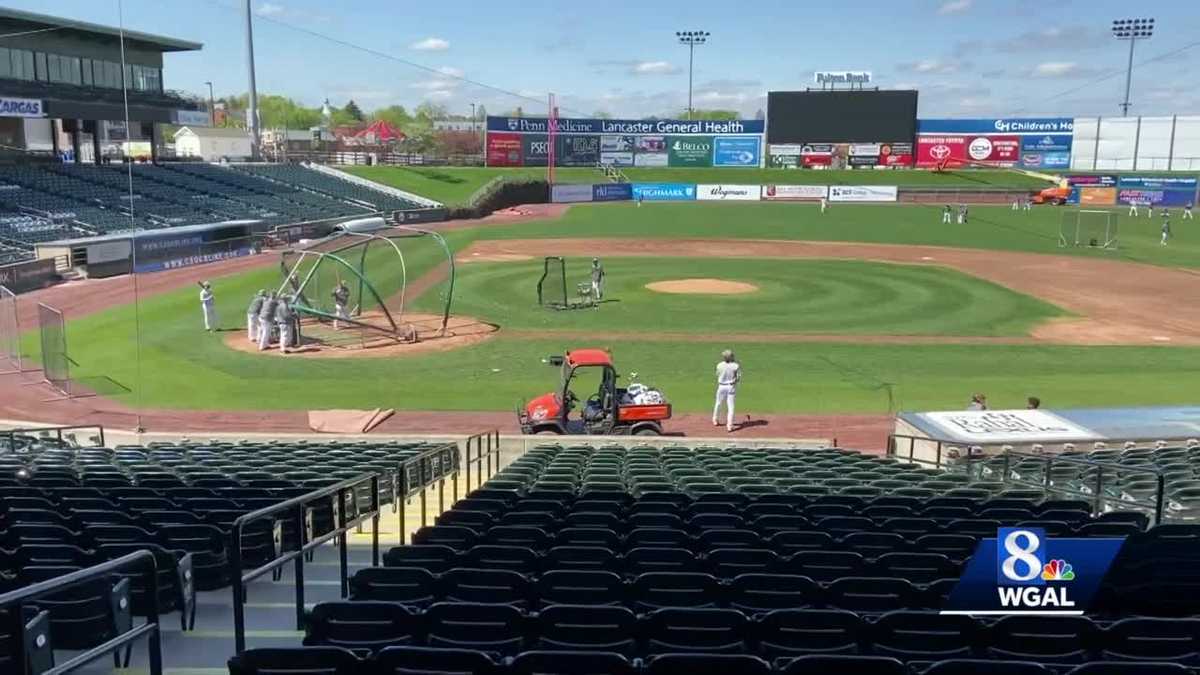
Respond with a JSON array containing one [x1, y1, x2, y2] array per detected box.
[[487, 116, 765, 135]]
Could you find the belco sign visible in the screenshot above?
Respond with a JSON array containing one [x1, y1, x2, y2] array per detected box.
[[813, 71, 872, 86]]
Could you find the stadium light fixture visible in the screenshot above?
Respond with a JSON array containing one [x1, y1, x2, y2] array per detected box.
[[676, 30, 710, 120], [1111, 17, 1154, 116]]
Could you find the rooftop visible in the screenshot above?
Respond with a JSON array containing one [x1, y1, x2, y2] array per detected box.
[[0, 7, 202, 52]]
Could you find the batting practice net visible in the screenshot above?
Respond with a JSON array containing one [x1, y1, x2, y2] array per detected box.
[[537, 256, 568, 309], [0, 285, 18, 374], [1059, 209, 1119, 249], [37, 302, 70, 396]]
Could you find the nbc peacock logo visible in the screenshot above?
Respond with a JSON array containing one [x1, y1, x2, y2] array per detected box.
[[1041, 559, 1075, 581]]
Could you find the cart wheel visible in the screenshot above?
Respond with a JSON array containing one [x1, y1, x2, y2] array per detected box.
[[634, 428, 661, 436]]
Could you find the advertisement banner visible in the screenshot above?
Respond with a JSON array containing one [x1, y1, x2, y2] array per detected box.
[[522, 134, 550, 166], [601, 135, 636, 152], [916, 118, 1074, 135], [1117, 176, 1198, 206], [634, 135, 668, 166], [0, 97, 44, 118], [551, 184, 595, 203], [802, 154, 833, 167], [667, 135, 713, 167], [556, 134, 600, 166], [828, 185, 898, 202], [1020, 152, 1070, 169], [848, 155, 879, 167], [801, 143, 834, 155], [849, 143, 881, 156], [879, 142, 913, 167], [916, 135, 1019, 166], [1021, 134, 1073, 152], [713, 136, 762, 167], [392, 208, 448, 225], [134, 248, 252, 273], [769, 144, 806, 156], [1078, 187, 1117, 206], [762, 185, 827, 201], [697, 184, 760, 201], [634, 152, 669, 167], [1067, 175, 1118, 187], [488, 115, 765, 135], [593, 183, 633, 202], [0, 257, 56, 293], [486, 132, 522, 167], [768, 153, 800, 169], [631, 183, 697, 201], [600, 151, 634, 167]]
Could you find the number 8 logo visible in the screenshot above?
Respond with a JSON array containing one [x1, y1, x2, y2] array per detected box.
[[1002, 529, 1042, 582]]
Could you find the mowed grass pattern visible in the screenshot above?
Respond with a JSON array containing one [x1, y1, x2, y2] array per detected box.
[[433, 258, 1067, 336]]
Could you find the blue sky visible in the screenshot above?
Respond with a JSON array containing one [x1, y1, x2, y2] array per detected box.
[[8, 0, 1200, 119]]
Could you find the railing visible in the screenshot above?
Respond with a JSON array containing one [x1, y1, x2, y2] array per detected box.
[[887, 433, 953, 469], [0, 551, 163, 675], [463, 429, 502, 494], [998, 451, 1166, 524], [1, 423, 106, 451], [229, 473, 381, 655], [397, 443, 463, 544]]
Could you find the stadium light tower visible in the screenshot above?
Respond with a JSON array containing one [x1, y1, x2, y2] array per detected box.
[[1112, 17, 1154, 117], [676, 30, 709, 120]]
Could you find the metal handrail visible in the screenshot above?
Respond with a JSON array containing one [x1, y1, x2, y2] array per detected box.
[[0, 550, 163, 675], [229, 473, 381, 655], [1, 423, 105, 451], [397, 443, 462, 543], [463, 430, 501, 493], [999, 450, 1166, 523]]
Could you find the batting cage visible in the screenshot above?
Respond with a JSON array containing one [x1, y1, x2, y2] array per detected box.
[[37, 302, 71, 397], [278, 226, 455, 349], [1059, 209, 1119, 249], [0, 284, 18, 374], [538, 256, 597, 310]]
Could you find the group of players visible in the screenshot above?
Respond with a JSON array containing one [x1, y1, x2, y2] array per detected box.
[[199, 279, 353, 354], [1126, 200, 1193, 245]]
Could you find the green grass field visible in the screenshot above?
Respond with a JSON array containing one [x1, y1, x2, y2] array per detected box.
[[342, 166, 1053, 205], [28, 199, 1200, 417]]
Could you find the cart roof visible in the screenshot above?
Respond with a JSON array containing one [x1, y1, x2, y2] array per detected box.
[[566, 349, 613, 368]]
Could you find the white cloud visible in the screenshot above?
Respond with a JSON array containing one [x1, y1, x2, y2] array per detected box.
[[410, 37, 450, 51], [937, 0, 972, 14], [897, 59, 958, 74], [631, 60, 679, 75], [436, 66, 464, 78], [1029, 61, 1101, 78], [255, 2, 285, 16], [411, 79, 460, 91]]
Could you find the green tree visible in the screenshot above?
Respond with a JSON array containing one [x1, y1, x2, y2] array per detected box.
[[592, 110, 613, 119], [676, 109, 739, 120], [475, 104, 488, 122], [414, 101, 449, 122], [371, 105, 412, 129], [343, 99, 365, 122]]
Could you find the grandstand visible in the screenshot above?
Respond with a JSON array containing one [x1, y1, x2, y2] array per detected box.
[[0, 163, 432, 266], [0, 431, 1198, 674]]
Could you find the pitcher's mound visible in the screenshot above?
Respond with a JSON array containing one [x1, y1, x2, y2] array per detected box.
[[224, 313, 498, 358], [645, 278, 759, 295]]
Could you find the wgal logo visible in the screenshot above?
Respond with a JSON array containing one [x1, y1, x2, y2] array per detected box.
[[996, 528, 1075, 609]]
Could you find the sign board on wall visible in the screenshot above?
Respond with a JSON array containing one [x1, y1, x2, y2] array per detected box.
[[667, 136, 713, 167], [912, 409, 1100, 444], [550, 184, 595, 203], [1116, 176, 1199, 206], [488, 116, 764, 135], [174, 109, 210, 126], [0, 97, 44, 118], [916, 118, 1073, 169], [522, 135, 550, 166], [0, 258, 56, 292], [697, 184, 760, 201], [486, 132, 522, 166], [917, 118, 1074, 135], [828, 185, 898, 202], [713, 136, 762, 167], [813, 71, 872, 86], [592, 183, 633, 202], [879, 142, 913, 167], [556, 135, 600, 166], [762, 185, 827, 201], [632, 183, 696, 201]]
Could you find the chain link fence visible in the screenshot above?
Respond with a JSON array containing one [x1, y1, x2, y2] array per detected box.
[[37, 302, 70, 397], [0, 285, 18, 374]]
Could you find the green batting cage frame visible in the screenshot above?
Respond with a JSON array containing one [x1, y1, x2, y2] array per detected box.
[[0, 284, 20, 375], [537, 256, 597, 311], [279, 226, 455, 345], [1059, 209, 1119, 250]]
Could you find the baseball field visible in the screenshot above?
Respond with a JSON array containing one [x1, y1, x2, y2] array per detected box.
[[11, 168, 1200, 441]]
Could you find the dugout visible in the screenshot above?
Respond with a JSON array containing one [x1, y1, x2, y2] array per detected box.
[[35, 220, 260, 278]]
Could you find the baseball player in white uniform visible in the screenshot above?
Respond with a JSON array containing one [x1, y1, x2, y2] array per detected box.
[[941, 205, 952, 224], [257, 292, 277, 351], [712, 349, 742, 432], [276, 296, 295, 354], [1128, 200, 1140, 217], [820, 197, 828, 214], [246, 290, 265, 342], [332, 280, 350, 330], [198, 282, 216, 331], [590, 258, 605, 301], [1185, 202, 1194, 220]]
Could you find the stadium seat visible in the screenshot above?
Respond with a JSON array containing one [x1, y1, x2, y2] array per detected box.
[[640, 607, 749, 654], [508, 650, 637, 675], [441, 567, 530, 607], [382, 544, 460, 573], [372, 646, 496, 675], [624, 547, 702, 575], [536, 570, 625, 607], [643, 653, 771, 675], [727, 573, 819, 613], [919, 660, 1052, 674], [780, 654, 906, 675], [1099, 617, 1200, 663], [985, 615, 1098, 663], [349, 567, 438, 606], [424, 602, 525, 655], [870, 610, 978, 659], [303, 601, 419, 651], [630, 572, 723, 611], [534, 604, 638, 655], [1065, 663, 1193, 674], [228, 647, 362, 675], [755, 609, 864, 657]]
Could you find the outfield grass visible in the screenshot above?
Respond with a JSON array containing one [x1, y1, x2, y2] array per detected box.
[[342, 166, 1052, 205], [469, 202, 1200, 269], [428, 258, 1066, 337], [29, 199, 1200, 416]]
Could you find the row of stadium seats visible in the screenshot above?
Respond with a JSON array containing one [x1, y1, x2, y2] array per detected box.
[[300, 602, 1200, 663], [0, 161, 429, 262], [230, 647, 1200, 675]]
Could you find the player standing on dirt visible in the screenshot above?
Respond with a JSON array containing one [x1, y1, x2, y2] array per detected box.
[[713, 349, 742, 433], [590, 258, 605, 301], [246, 290, 265, 343], [198, 281, 216, 331], [276, 296, 295, 354], [332, 280, 350, 330], [257, 291, 278, 351]]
